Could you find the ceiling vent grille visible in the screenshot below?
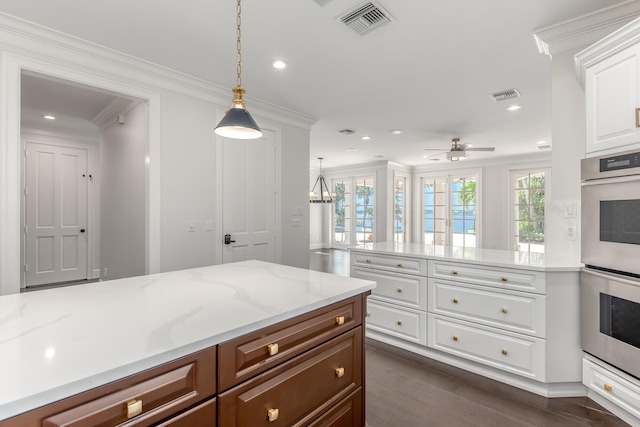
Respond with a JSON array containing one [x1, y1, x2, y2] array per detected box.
[[490, 88, 521, 102], [338, 128, 357, 135], [338, 2, 393, 36]]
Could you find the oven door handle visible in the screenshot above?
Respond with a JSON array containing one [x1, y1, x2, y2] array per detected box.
[[582, 174, 640, 186]]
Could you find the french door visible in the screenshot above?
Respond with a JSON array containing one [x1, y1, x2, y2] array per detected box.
[[332, 176, 374, 248], [421, 173, 478, 248]]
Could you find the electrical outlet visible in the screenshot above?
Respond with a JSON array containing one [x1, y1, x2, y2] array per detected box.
[[188, 220, 196, 232], [565, 226, 577, 241], [103, 267, 108, 278]]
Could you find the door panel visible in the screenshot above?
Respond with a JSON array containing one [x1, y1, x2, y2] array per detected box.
[[222, 130, 276, 264], [26, 142, 88, 285]]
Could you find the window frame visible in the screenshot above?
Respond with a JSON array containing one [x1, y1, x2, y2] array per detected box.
[[508, 167, 551, 253], [330, 174, 376, 248]]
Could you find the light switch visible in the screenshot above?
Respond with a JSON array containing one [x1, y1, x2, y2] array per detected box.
[[188, 220, 196, 232], [292, 218, 301, 227], [205, 220, 213, 231]]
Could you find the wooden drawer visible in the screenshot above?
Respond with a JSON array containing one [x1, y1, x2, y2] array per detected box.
[[307, 388, 362, 427], [366, 299, 427, 345], [428, 278, 546, 338], [155, 398, 216, 427], [218, 295, 363, 391], [351, 251, 427, 275], [428, 314, 545, 380], [2, 347, 217, 427], [583, 358, 640, 419], [352, 267, 426, 310], [429, 261, 546, 294], [218, 328, 362, 427]]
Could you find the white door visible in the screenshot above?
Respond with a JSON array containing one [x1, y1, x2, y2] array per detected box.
[[25, 142, 88, 285], [222, 129, 277, 263]]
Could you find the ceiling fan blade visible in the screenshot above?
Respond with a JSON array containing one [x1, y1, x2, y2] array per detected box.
[[426, 151, 447, 158], [423, 148, 450, 151], [466, 147, 495, 151]]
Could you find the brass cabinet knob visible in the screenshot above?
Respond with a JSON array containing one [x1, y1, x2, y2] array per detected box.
[[501, 349, 508, 356], [335, 367, 345, 378], [365, 258, 371, 263], [452, 270, 459, 275], [397, 320, 403, 326], [452, 298, 459, 304], [267, 343, 279, 356], [366, 312, 371, 318], [501, 276, 508, 282], [397, 287, 403, 293], [126, 399, 143, 419], [604, 384, 613, 392], [397, 263, 403, 268], [267, 408, 279, 422], [452, 335, 458, 341], [335, 316, 345, 325], [501, 307, 508, 314]]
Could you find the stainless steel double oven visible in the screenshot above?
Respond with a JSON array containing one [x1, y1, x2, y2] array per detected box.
[[581, 150, 640, 379]]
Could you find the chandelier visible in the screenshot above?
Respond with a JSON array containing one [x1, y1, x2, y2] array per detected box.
[[309, 158, 335, 203]]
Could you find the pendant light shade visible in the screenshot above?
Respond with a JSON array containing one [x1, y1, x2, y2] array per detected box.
[[214, 0, 262, 140], [215, 88, 262, 139]]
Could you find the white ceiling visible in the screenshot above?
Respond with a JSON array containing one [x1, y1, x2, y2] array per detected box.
[[6, 0, 633, 167]]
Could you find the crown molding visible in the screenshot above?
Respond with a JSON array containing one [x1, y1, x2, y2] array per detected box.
[[0, 12, 317, 130], [534, 0, 640, 56], [91, 98, 140, 131]]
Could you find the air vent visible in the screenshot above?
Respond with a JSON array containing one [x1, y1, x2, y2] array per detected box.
[[338, 128, 357, 135], [338, 2, 393, 36], [490, 89, 521, 102]]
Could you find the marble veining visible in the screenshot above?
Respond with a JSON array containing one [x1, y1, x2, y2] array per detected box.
[[351, 242, 582, 271], [0, 260, 375, 420]]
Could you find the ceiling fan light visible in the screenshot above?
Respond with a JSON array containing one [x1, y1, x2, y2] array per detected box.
[[446, 150, 466, 161]]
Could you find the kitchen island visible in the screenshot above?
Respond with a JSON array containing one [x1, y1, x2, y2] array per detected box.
[[350, 242, 583, 398], [0, 260, 374, 426]]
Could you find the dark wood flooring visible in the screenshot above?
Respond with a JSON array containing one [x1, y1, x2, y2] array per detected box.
[[309, 249, 629, 427]]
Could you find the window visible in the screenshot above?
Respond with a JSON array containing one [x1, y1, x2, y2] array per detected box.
[[394, 176, 406, 243], [332, 176, 374, 247], [511, 170, 548, 253], [421, 172, 479, 248]]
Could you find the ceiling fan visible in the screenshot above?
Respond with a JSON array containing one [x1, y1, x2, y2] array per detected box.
[[424, 138, 495, 161]]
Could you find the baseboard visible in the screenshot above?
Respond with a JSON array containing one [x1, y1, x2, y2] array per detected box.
[[310, 243, 324, 250]]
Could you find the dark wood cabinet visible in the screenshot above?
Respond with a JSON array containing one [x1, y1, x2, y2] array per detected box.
[[1, 293, 369, 427]]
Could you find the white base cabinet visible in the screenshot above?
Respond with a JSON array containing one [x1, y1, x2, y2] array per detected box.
[[350, 248, 583, 398]]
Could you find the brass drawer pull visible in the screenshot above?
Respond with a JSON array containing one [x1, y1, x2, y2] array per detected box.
[[636, 108, 640, 128], [126, 399, 143, 419], [501, 307, 508, 314], [501, 349, 508, 356], [267, 408, 279, 422], [397, 320, 403, 326], [604, 384, 613, 393], [335, 316, 345, 325], [452, 298, 459, 304], [501, 276, 508, 282], [365, 258, 371, 263], [267, 343, 279, 356], [397, 263, 403, 268], [397, 288, 403, 293], [335, 367, 345, 378], [366, 312, 371, 318], [452, 270, 459, 275], [452, 335, 458, 341]]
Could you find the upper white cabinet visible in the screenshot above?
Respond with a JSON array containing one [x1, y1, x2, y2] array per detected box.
[[585, 43, 640, 154], [576, 17, 640, 155]]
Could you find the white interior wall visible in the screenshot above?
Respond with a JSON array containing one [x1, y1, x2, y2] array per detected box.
[[0, 14, 314, 295], [100, 102, 147, 280]]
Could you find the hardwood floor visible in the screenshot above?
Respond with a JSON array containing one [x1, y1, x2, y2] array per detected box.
[[309, 249, 629, 427]]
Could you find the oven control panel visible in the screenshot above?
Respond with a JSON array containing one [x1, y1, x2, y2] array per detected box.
[[582, 149, 640, 181]]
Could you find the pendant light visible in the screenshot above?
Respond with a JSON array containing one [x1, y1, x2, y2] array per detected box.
[[214, 0, 262, 139], [310, 158, 336, 203]]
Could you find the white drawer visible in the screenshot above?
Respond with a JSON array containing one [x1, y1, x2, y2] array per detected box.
[[583, 358, 640, 420], [351, 251, 427, 275], [352, 267, 427, 310], [429, 261, 546, 294], [428, 314, 545, 381], [428, 278, 546, 338], [366, 299, 427, 345]]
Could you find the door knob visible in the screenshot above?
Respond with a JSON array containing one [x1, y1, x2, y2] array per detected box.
[[80, 229, 86, 233], [224, 234, 236, 245]]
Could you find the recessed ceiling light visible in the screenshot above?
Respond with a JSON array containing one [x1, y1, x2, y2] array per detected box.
[[361, 136, 371, 140], [429, 158, 440, 161], [389, 129, 403, 135], [373, 155, 383, 158], [43, 115, 56, 120], [507, 105, 522, 111], [346, 148, 358, 152], [272, 60, 287, 69]]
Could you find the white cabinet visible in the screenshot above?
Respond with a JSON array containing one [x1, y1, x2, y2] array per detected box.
[[584, 42, 640, 155]]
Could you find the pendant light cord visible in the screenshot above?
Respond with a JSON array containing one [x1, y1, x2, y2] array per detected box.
[[236, 0, 242, 88]]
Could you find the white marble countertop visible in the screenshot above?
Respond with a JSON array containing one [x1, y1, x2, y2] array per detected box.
[[0, 260, 375, 420], [350, 242, 582, 272]]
